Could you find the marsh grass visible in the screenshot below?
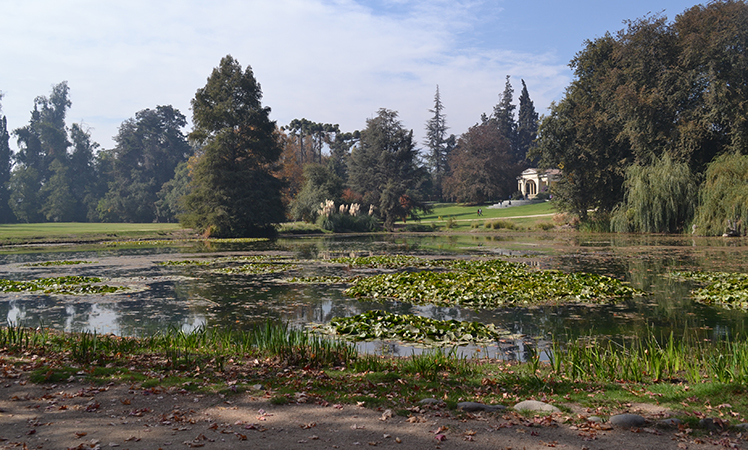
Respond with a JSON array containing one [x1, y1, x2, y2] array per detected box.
[[8, 323, 748, 420]]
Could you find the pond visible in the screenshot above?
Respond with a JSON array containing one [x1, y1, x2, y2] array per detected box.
[[1, 232, 748, 360]]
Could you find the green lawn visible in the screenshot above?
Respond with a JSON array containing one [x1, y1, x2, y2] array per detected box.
[[399, 201, 558, 231], [0, 222, 184, 245]]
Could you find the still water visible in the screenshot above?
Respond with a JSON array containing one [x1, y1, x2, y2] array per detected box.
[[1, 233, 748, 358]]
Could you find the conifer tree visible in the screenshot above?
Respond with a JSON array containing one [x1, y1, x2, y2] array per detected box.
[[516, 80, 539, 163], [0, 94, 13, 223], [493, 75, 518, 161], [182, 55, 285, 237], [424, 86, 454, 201]]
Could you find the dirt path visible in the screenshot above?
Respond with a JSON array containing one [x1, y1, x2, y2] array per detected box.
[[1, 379, 744, 450]]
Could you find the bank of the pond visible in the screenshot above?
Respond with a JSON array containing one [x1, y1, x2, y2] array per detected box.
[[2, 324, 748, 450]]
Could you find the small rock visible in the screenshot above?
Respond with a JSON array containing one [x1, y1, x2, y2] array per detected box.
[[735, 423, 748, 430], [609, 414, 646, 428], [699, 418, 719, 431], [586, 416, 604, 424], [513, 400, 560, 413], [457, 402, 506, 412], [658, 418, 681, 428], [251, 384, 264, 391], [419, 398, 440, 405]]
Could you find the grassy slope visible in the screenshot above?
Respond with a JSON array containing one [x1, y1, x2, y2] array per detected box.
[[401, 202, 558, 231]]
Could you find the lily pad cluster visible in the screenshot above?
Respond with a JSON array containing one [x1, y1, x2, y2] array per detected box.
[[0, 276, 124, 295], [344, 259, 641, 308], [287, 275, 360, 284], [320, 310, 510, 346], [23, 260, 95, 267], [158, 259, 213, 266], [670, 271, 748, 309], [213, 263, 299, 275], [330, 255, 446, 269]]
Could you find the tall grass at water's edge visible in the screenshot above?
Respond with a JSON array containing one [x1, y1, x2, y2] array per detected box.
[[5, 322, 748, 386]]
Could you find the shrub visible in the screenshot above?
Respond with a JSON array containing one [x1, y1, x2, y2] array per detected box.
[[484, 219, 517, 230], [317, 212, 380, 233]]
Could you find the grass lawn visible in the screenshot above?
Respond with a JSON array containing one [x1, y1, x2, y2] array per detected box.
[[0, 222, 184, 245], [400, 201, 558, 231]]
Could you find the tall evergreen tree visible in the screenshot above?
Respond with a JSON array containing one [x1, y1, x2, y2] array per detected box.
[[424, 86, 454, 201], [493, 75, 518, 161], [0, 94, 13, 223], [182, 55, 286, 237], [516, 79, 539, 163], [348, 109, 429, 231]]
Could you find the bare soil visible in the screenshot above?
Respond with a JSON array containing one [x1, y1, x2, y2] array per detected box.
[[1, 378, 745, 450]]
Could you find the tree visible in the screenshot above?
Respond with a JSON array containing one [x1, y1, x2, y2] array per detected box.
[[693, 152, 748, 236], [424, 86, 455, 201], [443, 122, 517, 203], [0, 94, 13, 223], [348, 109, 429, 231], [516, 80, 539, 163], [610, 154, 697, 233], [534, 2, 748, 220], [493, 76, 518, 161], [68, 123, 100, 221], [98, 105, 190, 222], [10, 82, 76, 222], [182, 55, 286, 237]]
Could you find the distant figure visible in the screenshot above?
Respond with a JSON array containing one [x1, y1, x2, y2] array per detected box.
[[499, 200, 503, 207], [477, 208, 483, 216]]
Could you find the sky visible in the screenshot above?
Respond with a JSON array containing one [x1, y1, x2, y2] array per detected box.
[[0, 0, 705, 152]]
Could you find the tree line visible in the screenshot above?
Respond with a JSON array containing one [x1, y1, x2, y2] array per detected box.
[[533, 0, 748, 236], [0, 56, 538, 234]]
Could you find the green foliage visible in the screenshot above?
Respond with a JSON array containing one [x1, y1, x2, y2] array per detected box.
[[182, 55, 285, 237], [23, 260, 94, 267], [0, 98, 13, 223], [444, 121, 518, 203], [156, 159, 192, 222], [423, 86, 455, 201], [611, 154, 697, 233], [345, 259, 642, 308], [484, 219, 517, 230], [535, 3, 748, 218], [348, 109, 430, 231], [0, 276, 123, 295], [317, 211, 380, 233], [693, 152, 748, 236], [98, 106, 191, 223], [322, 310, 510, 347], [290, 163, 343, 222], [670, 271, 748, 309]]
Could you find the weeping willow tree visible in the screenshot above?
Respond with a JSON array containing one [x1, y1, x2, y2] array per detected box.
[[692, 153, 748, 236], [610, 154, 697, 233]]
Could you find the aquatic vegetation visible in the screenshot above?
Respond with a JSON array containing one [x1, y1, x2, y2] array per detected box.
[[286, 275, 360, 284], [0, 276, 125, 295], [319, 310, 510, 347], [23, 260, 96, 267], [330, 255, 448, 269], [158, 259, 214, 266], [106, 237, 269, 246], [213, 263, 299, 275], [345, 259, 642, 308], [670, 271, 748, 309]]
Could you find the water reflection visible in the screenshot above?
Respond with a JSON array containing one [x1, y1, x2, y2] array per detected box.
[[1, 233, 747, 359]]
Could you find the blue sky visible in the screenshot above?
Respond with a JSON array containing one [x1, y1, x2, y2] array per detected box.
[[1, 0, 703, 151]]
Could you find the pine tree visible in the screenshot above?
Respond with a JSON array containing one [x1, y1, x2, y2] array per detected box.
[[424, 86, 454, 201], [493, 75, 518, 161], [517, 80, 539, 163], [182, 55, 286, 237]]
